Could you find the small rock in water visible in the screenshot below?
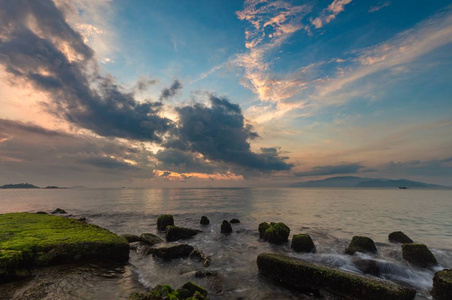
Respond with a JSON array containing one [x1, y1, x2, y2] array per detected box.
[[291, 234, 316, 253], [431, 269, 452, 300], [128, 282, 207, 300], [140, 233, 163, 246], [353, 258, 381, 276], [121, 234, 141, 243], [402, 243, 437, 268], [258, 222, 271, 239], [345, 236, 377, 254], [259, 222, 290, 244], [200, 216, 210, 225], [157, 214, 174, 231], [221, 220, 232, 234], [51, 208, 67, 214], [36, 211, 47, 215], [78, 217, 86, 221], [189, 249, 211, 267], [230, 218, 240, 224], [166, 226, 200, 242], [388, 231, 413, 244]]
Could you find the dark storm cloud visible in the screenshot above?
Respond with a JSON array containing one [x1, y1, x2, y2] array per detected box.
[[0, 119, 69, 138], [135, 76, 157, 92], [0, 0, 172, 142], [159, 80, 183, 100], [155, 148, 218, 174], [294, 163, 364, 177], [165, 95, 293, 172]]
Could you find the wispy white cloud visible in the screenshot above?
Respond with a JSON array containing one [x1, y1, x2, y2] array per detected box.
[[311, 0, 353, 29], [368, 1, 391, 13]]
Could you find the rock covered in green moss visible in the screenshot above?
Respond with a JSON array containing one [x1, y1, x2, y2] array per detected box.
[[122, 234, 142, 243], [345, 236, 377, 254], [291, 234, 316, 253], [260, 222, 290, 244], [257, 253, 416, 300], [51, 208, 66, 214], [0, 212, 129, 281], [220, 220, 232, 234], [128, 282, 207, 300], [140, 233, 163, 246], [230, 219, 240, 224], [389, 231, 413, 244], [402, 243, 437, 268], [200, 216, 209, 225], [165, 226, 200, 242], [151, 244, 194, 260], [431, 269, 452, 300], [157, 214, 174, 231]]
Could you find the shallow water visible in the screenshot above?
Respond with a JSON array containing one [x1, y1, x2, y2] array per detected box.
[[0, 188, 451, 299]]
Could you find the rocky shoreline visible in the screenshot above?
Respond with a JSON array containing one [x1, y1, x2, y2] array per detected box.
[[0, 211, 451, 299]]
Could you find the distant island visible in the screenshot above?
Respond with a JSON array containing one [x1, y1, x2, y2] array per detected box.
[[0, 183, 66, 189], [289, 176, 445, 188]]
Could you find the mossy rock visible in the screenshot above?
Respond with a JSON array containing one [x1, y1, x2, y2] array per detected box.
[[128, 282, 207, 300], [166, 226, 200, 242], [258, 222, 271, 239], [402, 243, 437, 268], [389, 231, 413, 244], [229, 219, 240, 224], [140, 233, 163, 246], [157, 214, 174, 231], [291, 234, 316, 253], [51, 208, 66, 214], [353, 258, 381, 276], [122, 234, 142, 243], [345, 236, 377, 254], [220, 220, 232, 234], [431, 269, 452, 300], [151, 244, 194, 260], [200, 216, 209, 225], [257, 253, 416, 300], [0, 212, 129, 281], [262, 222, 290, 244]]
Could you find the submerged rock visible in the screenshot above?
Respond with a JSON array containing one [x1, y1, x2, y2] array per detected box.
[[229, 218, 240, 224], [165, 226, 200, 242], [51, 208, 66, 214], [291, 234, 316, 253], [200, 216, 209, 225], [259, 222, 290, 244], [151, 244, 194, 260], [389, 231, 413, 244], [431, 269, 452, 300], [220, 220, 232, 234], [345, 236, 377, 254], [157, 214, 174, 231], [121, 234, 142, 243], [0, 212, 129, 281], [402, 243, 437, 268], [353, 258, 381, 276], [128, 282, 207, 300], [140, 233, 163, 246], [189, 249, 211, 267], [257, 253, 416, 300], [35, 211, 47, 215]]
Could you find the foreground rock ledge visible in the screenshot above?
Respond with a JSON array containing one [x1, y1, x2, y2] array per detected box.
[[257, 253, 415, 300], [0, 212, 129, 281]]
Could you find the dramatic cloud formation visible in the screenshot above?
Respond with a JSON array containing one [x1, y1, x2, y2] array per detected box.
[[165, 95, 293, 172], [0, 0, 172, 142], [294, 163, 364, 177]]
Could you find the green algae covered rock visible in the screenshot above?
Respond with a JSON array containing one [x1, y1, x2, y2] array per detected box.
[[402, 243, 437, 268], [200, 216, 209, 225], [258, 222, 271, 239], [165, 226, 200, 242], [220, 220, 232, 234], [157, 214, 174, 231], [51, 208, 66, 214], [345, 236, 377, 254], [140, 233, 163, 246], [128, 282, 207, 300], [0, 212, 129, 281], [389, 231, 413, 244], [151, 244, 194, 260], [291, 234, 316, 253], [257, 253, 416, 300], [431, 269, 452, 300], [260, 222, 290, 244]]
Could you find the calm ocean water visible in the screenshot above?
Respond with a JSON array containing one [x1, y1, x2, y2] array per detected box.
[[0, 188, 451, 299]]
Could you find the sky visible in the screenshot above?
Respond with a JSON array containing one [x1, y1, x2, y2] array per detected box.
[[0, 0, 451, 188]]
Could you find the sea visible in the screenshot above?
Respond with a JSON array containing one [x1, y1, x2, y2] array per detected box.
[[0, 188, 451, 299]]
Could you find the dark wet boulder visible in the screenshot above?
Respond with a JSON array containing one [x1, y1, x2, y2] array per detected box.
[[200, 216, 209, 225], [140, 233, 163, 246], [431, 269, 452, 300], [78, 217, 87, 221], [157, 214, 174, 231], [189, 249, 211, 267], [353, 258, 381, 276], [258, 222, 271, 239], [402, 243, 437, 268], [220, 220, 232, 234], [121, 234, 142, 243], [230, 218, 240, 224], [51, 208, 66, 214], [36, 211, 47, 215], [261, 222, 290, 244], [151, 244, 194, 260], [389, 231, 413, 244], [345, 236, 377, 254], [291, 234, 316, 253], [135, 243, 153, 256], [178, 281, 208, 299], [165, 226, 200, 242], [257, 253, 416, 300]]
